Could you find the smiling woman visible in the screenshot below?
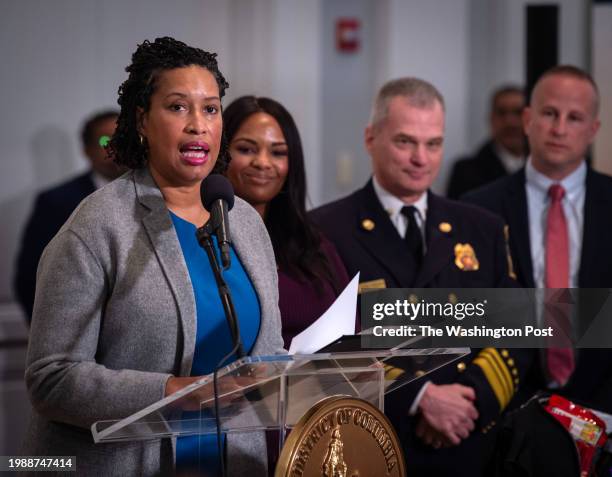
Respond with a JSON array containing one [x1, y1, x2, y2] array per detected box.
[[224, 97, 353, 348], [22, 38, 284, 477], [226, 111, 290, 217]]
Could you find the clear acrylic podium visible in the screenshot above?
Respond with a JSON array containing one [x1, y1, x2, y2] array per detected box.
[[91, 346, 469, 450]]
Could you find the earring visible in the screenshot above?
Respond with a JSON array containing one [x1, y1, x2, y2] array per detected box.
[[139, 135, 144, 146]]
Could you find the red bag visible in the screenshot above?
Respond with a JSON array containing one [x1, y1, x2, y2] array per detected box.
[[544, 394, 608, 476]]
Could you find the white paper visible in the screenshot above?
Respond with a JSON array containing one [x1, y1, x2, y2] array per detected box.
[[288, 272, 359, 355]]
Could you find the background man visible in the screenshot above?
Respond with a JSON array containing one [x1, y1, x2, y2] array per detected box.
[[465, 65, 612, 412], [447, 85, 525, 199], [14, 110, 124, 322], [311, 78, 530, 476]]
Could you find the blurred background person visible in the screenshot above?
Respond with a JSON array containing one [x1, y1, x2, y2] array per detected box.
[[447, 85, 526, 199], [23, 37, 283, 477], [224, 96, 351, 348], [14, 109, 124, 322]]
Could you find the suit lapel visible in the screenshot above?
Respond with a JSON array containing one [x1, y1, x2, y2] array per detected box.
[[414, 192, 455, 287], [354, 180, 418, 286], [478, 141, 507, 179], [579, 169, 611, 286], [133, 168, 197, 376], [503, 170, 535, 287], [229, 204, 268, 346]]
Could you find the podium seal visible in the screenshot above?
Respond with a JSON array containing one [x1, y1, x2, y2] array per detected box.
[[275, 396, 406, 477]]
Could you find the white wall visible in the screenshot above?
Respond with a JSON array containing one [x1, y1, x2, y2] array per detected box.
[[592, 3, 612, 175], [319, 0, 379, 204], [384, 0, 471, 193], [269, 0, 323, 207], [467, 0, 589, 159]]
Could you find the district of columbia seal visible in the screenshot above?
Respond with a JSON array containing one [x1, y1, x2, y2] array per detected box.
[[275, 396, 406, 477]]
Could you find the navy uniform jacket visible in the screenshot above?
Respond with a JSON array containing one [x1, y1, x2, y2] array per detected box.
[[447, 140, 508, 199], [310, 179, 533, 476], [14, 171, 96, 321], [464, 167, 612, 413]]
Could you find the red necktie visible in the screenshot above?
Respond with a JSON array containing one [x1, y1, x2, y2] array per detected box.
[[545, 184, 574, 385]]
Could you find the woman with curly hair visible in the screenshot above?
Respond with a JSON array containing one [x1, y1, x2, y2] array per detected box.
[[23, 37, 283, 476], [224, 96, 351, 347]]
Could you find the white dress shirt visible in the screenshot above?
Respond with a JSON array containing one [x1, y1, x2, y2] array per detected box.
[[495, 143, 525, 174], [372, 175, 427, 249], [372, 175, 430, 413]]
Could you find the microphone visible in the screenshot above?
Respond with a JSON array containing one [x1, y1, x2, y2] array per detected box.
[[197, 174, 244, 357], [201, 174, 235, 269]]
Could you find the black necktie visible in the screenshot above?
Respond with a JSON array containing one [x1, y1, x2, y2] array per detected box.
[[401, 205, 423, 266]]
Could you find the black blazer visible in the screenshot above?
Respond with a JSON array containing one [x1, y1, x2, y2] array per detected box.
[[14, 171, 96, 321], [447, 140, 509, 199], [464, 167, 612, 412], [311, 180, 533, 476], [310, 179, 516, 290]]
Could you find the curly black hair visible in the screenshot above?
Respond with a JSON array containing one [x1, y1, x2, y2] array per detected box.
[[110, 37, 229, 170]]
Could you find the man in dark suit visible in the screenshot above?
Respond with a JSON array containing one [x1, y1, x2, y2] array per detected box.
[[464, 65, 612, 413], [311, 78, 530, 476], [447, 85, 525, 199], [14, 110, 124, 322]]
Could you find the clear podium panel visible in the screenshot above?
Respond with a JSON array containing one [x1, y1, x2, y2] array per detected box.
[[92, 347, 468, 443]]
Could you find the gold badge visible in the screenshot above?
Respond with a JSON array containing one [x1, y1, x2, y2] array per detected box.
[[454, 243, 480, 271], [358, 278, 386, 294], [275, 396, 406, 477], [361, 219, 375, 231], [439, 222, 452, 233]]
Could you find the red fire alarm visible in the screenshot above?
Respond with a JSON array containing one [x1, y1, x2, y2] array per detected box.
[[336, 18, 361, 53]]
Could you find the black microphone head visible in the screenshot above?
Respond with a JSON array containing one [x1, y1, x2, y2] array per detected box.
[[201, 174, 235, 211]]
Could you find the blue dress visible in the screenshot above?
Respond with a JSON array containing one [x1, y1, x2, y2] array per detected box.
[[170, 212, 261, 475]]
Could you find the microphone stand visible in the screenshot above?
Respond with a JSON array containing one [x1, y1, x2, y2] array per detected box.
[[196, 222, 245, 358], [197, 215, 276, 476], [196, 221, 244, 477]]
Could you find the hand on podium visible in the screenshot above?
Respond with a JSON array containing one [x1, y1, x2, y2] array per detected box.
[[415, 383, 478, 447]]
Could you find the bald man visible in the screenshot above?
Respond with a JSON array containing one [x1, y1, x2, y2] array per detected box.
[[465, 65, 612, 412]]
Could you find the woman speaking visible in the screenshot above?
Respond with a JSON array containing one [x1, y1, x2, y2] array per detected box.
[[23, 37, 283, 476]]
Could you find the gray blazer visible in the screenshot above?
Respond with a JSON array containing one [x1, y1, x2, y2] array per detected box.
[[23, 168, 285, 476]]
